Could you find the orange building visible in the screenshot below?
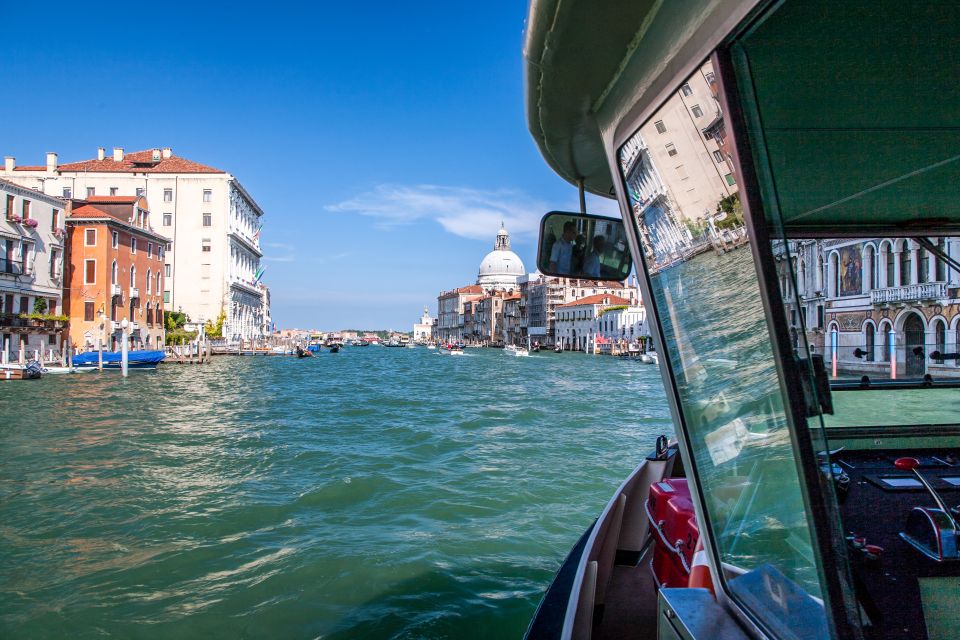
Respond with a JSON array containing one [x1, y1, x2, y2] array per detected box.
[[64, 196, 169, 351]]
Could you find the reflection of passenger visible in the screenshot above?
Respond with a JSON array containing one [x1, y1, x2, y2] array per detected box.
[[549, 221, 576, 273], [583, 235, 605, 278]]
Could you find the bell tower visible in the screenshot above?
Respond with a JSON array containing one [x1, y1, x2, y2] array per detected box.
[[495, 222, 511, 251]]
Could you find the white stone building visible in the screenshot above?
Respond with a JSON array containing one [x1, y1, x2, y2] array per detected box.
[[413, 306, 434, 342], [554, 293, 632, 352], [1, 148, 267, 342], [0, 178, 67, 361]]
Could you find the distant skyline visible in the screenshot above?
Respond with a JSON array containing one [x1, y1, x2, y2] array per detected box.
[[0, 2, 617, 330]]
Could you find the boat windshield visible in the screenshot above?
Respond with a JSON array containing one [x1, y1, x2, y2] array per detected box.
[[618, 60, 831, 637]]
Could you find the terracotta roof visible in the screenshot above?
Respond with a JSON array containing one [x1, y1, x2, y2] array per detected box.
[[16, 149, 224, 174], [557, 293, 631, 308], [85, 196, 139, 204], [69, 204, 123, 221], [456, 285, 484, 294]]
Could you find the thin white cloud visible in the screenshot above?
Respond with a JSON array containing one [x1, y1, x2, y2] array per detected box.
[[325, 184, 552, 241]]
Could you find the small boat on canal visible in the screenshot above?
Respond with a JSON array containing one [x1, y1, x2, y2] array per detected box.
[[72, 349, 165, 370]]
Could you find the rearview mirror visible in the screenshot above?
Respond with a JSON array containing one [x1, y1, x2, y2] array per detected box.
[[537, 211, 633, 281]]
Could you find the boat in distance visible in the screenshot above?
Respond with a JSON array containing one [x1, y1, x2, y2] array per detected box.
[[522, 0, 960, 638], [72, 349, 165, 370]]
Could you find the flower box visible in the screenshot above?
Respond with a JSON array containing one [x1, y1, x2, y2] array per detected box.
[[24, 218, 39, 228], [10, 214, 22, 224]]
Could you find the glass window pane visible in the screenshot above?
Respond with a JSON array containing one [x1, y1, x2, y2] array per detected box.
[[617, 59, 829, 631]]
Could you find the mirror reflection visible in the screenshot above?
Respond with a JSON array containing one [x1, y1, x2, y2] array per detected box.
[[537, 212, 632, 281]]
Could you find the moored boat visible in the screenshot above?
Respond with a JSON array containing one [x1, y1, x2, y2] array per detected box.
[[72, 350, 165, 370]]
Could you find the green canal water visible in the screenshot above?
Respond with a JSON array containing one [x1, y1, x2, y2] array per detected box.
[[0, 348, 671, 639]]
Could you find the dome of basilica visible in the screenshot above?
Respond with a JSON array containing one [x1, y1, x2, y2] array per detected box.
[[477, 225, 525, 290]]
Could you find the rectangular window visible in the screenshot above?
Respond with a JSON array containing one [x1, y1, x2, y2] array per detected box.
[[22, 200, 30, 220], [62, 187, 72, 198], [203, 189, 212, 202], [84, 259, 96, 284], [691, 104, 703, 118], [202, 244, 211, 252], [163, 290, 170, 304], [654, 120, 667, 134], [85, 228, 97, 246], [84, 301, 95, 322], [51, 209, 60, 230], [713, 150, 725, 163], [131, 238, 137, 253], [202, 213, 212, 227], [87, 187, 95, 197], [136, 188, 145, 197], [112, 231, 118, 248], [680, 83, 692, 96], [49, 250, 60, 278], [109, 187, 118, 196], [725, 173, 736, 186], [147, 243, 153, 258], [165, 264, 171, 277], [163, 213, 172, 226], [5, 194, 13, 220], [665, 143, 678, 157], [163, 188, 173, 202]]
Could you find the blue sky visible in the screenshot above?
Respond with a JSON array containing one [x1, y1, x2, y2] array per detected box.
[[1, 2, 615, 330]]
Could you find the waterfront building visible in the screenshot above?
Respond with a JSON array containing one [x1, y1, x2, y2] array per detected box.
[[477, 224, 525, 292], [778, 238, 960, 378], [436, 284, 483, 342], [413, 306, 434, 342], [1, 148, 267, 342], [522, 275, 640, 347], [595, 305, 648, 352], [503, 293, 522, 346], [65, 196, 168, 351], [554, 294, 632, 352], [0, 178, 67, 361]]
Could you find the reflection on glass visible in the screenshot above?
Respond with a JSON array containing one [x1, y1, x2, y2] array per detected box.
[[618, 60, 828, 627], [537, 212, 632, 281]]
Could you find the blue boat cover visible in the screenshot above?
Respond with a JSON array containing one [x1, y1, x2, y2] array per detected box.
[[72, 350, 166, 366]]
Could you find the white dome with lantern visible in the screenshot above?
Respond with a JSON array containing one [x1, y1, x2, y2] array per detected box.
[[477, 224, 525, 291]]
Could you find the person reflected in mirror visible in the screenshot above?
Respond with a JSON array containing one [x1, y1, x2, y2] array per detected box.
[[583, 234, 605, 278], [549, 221, 577, 273]]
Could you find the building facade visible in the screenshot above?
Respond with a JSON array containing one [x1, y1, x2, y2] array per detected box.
[[0, 178, 67, 361], [65, 196, 167, 351], [436, 284, 483, 342], [778, 238, 960, 378], [554, 294, 633, 352], [413, 306, 434, 342], [1, 148, 267, 342], [522, 275, 641, 346]]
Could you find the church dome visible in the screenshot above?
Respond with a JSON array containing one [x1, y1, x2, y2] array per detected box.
[[477, 224, 525, 290]]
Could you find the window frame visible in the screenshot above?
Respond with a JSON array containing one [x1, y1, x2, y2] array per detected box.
[[84, 228, 97, 247], [84, 259, 96, 285]]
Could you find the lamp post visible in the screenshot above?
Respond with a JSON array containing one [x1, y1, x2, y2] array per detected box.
[[120, 318, 129, 377]]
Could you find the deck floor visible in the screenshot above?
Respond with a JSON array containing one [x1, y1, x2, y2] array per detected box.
[[595, 546, 659, 639]]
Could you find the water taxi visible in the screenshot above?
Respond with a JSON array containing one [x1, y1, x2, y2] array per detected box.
[[523, 1, 960, 638]]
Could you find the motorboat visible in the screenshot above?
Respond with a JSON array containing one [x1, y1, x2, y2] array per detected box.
[[328, 344, 340, 353], [41, 365, 94, 374], [295, 346, 313, 358], [522, 1, 960, 639], [72, 349, 165, 370], [0, 361, 44, 379], [426, 344, 437, 350], [504, 344, 530, 357]]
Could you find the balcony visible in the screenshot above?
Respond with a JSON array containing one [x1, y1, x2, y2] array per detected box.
[[871, 282, 948, 305], [129, 287, 140, 299], [0, 258, 28, 276], [111, 283, 122, 297]]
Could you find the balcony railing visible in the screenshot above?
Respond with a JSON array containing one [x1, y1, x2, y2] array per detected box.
[[130, 287, 140, 299], [112, 284, 122, 297], [871, 282, 948, 305]]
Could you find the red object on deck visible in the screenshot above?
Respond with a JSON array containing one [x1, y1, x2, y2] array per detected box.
[[647, 479, 701, 588]]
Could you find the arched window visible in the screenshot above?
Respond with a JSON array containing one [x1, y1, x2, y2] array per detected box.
[[878, 321, 893, 361], [863, 245, 874, 292], [865, 323, 875, 362], [111, 260, 118, 285], [934, 320, 946, 364], [885, 242, 895, 287], [130, 265, 136, 288], [918, 246, 928, 283], [936, 239, 947, 281], [900, 242, 911, 286], [829, 252, 839, 297], [157, 272, 162, 293], [146, 269, 152, 294]]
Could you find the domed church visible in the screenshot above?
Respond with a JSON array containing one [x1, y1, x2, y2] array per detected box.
[[477, 224, 526, 291]]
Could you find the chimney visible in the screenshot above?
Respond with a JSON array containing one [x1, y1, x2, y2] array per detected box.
[[3, 157, 13, 172], [162, 147, 172, 159], [97, 147, 105, 161], [46, 152, 58, 173], [152, 148, 161, 161], [113, 148, 124, 162]]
